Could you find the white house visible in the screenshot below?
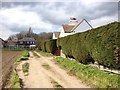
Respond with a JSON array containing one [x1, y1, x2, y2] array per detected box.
[[59, 18, 93, 38], [52, 32, 60, 39]]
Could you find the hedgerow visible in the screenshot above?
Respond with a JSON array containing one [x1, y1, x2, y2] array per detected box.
[[41, 41, 46, 52], [41, 39, 57, 54], [57, 22, 120, 69]]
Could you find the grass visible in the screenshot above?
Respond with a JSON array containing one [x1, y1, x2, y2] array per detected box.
[[22, 62, 29, 76], [42, 63, 51, 70], [32, 51, 40, 58], [55, 57, 120, 88], [37, 50, 53, 57], [22, 50, 29, 57], [16, 50, 29, 62], [10, 70, 20, 88], [51, 79, 64, 89]]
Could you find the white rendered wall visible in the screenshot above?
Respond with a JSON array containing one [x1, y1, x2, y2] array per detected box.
[[52, 33, 57, 39], [59, 26, 76, 38]]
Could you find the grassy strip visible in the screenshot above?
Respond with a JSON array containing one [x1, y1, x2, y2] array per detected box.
[[10, 70, 20, 88], [22, 62, 29, 76], [37, 50, 53, 57], [51, 79, 64, 90], [32, 51, 40, 58], [42, 63, 51, 70], [55, 57, 120, 88]]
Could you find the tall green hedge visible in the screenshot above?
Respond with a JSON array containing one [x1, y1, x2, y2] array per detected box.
[[41, 41, 46, 52], [57, 22, 120, 69], [41, 39, 57, 54]]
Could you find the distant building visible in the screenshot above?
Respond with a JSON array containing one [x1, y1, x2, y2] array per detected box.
[[18, 37, 36, 49], [59, 18, 93, 38], [52, 32, 60, 39], [0, 38, 5, 48], [6, 40, 18, 48], [4, 27, 36, 49]]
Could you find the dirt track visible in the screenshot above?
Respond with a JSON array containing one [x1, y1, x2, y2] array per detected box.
[[16, 51, 90, 88]]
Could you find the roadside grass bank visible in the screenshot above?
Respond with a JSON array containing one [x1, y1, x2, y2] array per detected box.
[[55, 57, 120, 88], [10, 70, 20, 88], [16, 50, 29, 62], [36, 50, 53, 57]]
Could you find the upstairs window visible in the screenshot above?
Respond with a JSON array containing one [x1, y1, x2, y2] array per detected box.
[[20, 41, 23, 44], [27, 41, 29, 44]]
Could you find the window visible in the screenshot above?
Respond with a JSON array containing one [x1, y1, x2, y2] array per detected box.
[[30, 41, 33, 44], [20, 41, 23, 44]]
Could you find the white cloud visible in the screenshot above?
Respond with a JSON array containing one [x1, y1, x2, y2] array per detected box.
[[0, 24, 18, 40], [0, 6, 53, 31]]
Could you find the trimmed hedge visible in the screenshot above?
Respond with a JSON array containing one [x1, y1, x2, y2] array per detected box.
[[41, 39, 57, 54], [57, 22, 120, 69], [41, 41, 46, 52]]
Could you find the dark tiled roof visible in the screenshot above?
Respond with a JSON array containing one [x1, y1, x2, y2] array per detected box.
[[19, 37, 35, 41]]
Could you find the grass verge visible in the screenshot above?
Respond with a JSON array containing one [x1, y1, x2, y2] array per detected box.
[[42, 63, 51, 70], [37, 50, 53, 57], [55, 57, 120, 88], [22, 50, 29, 57], [22, 62, 29, 76], [16, 50, 29, 62]]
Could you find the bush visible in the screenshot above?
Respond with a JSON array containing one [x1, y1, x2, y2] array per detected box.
[[41, 39, 57, 54], [41, 41, 46, 52], [45, 39, 57, 54], [57, 22, 120, 69], [55, 57, 120, 88]]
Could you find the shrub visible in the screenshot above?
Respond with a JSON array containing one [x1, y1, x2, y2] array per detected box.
[[41, 41, 46, 52], [57, 22, 120, 69], [41, 39, 57, 54], [46, 39, 57, 54]]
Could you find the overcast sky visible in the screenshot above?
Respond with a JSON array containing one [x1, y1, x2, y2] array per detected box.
[[0, 0, 119, 40]]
